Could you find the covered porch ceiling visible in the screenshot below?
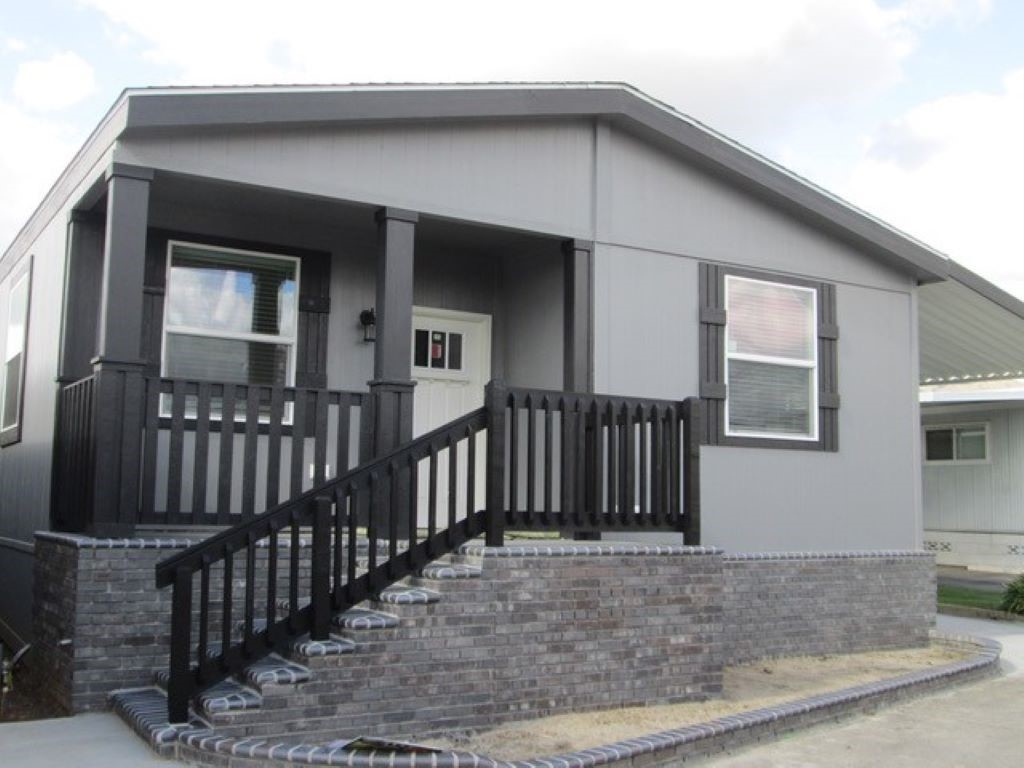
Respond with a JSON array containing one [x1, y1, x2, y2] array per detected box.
[[919, 262, 1024, 386]]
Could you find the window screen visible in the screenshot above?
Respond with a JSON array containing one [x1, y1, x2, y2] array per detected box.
[[724, 276, 817, 439]]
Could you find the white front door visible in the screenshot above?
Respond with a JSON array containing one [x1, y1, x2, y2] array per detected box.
[[411, 308, 491, 525], [411, 307, 491, 436]]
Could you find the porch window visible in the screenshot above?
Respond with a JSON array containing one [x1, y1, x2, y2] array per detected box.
[[724, 275, 817, 440], [0, 257, 31, 446], [162, 242, 300, 391]]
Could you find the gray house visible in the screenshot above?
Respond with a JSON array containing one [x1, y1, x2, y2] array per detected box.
[[0, 84, 953, 722]]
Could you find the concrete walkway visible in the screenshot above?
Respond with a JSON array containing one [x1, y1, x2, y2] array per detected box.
[[0, 711, 175, 766], [702, 615, 1024, 767]]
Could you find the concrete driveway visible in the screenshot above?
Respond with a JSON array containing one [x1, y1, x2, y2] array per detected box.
[[701, 614, 1024, 767]]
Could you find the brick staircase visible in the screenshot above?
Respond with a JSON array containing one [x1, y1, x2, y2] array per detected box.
[[111, 547, 484, 759]]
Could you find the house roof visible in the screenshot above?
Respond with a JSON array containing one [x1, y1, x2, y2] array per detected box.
[[919, 261, 1024, 386], [4, 82, 950, 285]]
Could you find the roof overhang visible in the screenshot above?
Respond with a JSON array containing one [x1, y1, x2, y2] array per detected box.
[[115, 83, 949, 284], [919, 261, 1024, 387]]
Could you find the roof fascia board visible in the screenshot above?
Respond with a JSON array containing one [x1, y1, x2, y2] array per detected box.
[[121, 85, 948, 283]]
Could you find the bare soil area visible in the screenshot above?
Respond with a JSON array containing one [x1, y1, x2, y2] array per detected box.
[[425, 645, 967, 760]]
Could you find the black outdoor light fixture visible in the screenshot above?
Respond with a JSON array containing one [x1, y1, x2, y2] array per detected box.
[[359, 308, 376, 342]]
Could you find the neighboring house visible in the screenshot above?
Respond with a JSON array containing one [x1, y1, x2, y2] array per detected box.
[[918, 264, 1024, 572], [0, 83, 948, 664]]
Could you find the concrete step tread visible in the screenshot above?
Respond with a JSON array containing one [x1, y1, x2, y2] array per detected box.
[[244, 653, 312, 687], [198, 678, 263, 714], [375, 586, 441, 605], [419, 562, 482, 580], [291, 634, 358, 658], [332, 607, 400, 630]]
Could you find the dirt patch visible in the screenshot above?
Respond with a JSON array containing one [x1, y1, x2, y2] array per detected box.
[[424, 645, 967, 760]]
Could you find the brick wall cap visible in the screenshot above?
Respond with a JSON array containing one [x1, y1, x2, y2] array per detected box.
[[459, 542, 723, 558], [723, 550, 934, 561]]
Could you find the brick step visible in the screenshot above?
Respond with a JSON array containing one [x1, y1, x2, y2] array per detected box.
[[332, 607, 400, 631], [374, 585, 441, 605], [416, 562, 482, 580]]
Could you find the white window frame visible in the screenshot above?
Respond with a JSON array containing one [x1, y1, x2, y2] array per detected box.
[[161, 240, 301, 419], [723, 274, 819, 441], [923, 423, 990, 465], [0, 259, 31, 445]]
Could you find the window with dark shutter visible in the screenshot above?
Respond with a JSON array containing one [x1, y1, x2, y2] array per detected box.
[[699, 262, 839, 451]]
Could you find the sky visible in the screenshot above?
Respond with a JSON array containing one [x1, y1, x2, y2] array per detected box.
[[2, 0, 1023, 296]]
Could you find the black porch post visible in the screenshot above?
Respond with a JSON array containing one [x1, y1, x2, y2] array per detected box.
[[364, 207, 418, 461], [563, 239, 593, 393], [89, 163, 152, 536]]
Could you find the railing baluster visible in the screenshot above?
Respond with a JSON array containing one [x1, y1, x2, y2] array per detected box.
[[266, 386, 284, 508], [192, 382, 211, 522], [310, 496, 331, 640], [574, 397, 586, 527], [267, 526, 278, 640], [590, 401, 603, 528], [623, 403, 635, 526], [670, 404, 682, 528], [336, 393, 352, 475], [333, 490, 344, 607], [526, 394, 536, 523], [650, 405, 663, 525], [682, 397, 701, 545], [639, 405, 649, 524], [347, 485, 358, 585], [289, 515, 300, 633], [244, 534, 256, 654], [543, 399, 553, 525], [389, 461, 400, 570], [606, 401, 617, 524], [508, 392, 519, 517], [198, 557, 211, 681], [167, 380, 187, 517], [141, 379, 159, 521], [314, 390, 329, 485], [559, 397, 573, 527], [290, 389, 307, 498], [217, 384, 236, 524], [447, 436, 458, 542], [408, 455, 419, 553], [367, 473, 379, 581], [242, 386, 260, 520], [427, 447, 438, 543], [466, 427, 476, 521], [221, 547, 233, 664]]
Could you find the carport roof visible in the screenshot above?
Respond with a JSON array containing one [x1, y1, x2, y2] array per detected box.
[[919, 261, 1024, 386]]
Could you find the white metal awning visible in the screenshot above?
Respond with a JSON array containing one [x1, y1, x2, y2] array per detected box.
[[919, 262, 1024, 385]]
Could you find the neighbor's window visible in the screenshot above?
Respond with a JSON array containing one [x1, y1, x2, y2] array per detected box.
[[0, 258, 31, 446], [924, 424, 988, 463], [162, 242, 299, 390], [724, 275, 817, 440]]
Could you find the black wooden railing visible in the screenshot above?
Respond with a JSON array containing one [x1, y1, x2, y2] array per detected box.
[[54, 375, 365, 528], [497, 384, 700, 540], [53, 375, 97, 532], [155, 406, 490, 723], [154, 381, 700, 721]]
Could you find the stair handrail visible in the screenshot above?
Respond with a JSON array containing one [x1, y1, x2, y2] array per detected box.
[[156, 404, 492, 723]]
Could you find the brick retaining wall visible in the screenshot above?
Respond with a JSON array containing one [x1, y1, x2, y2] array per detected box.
[[722, 552, 936, 664]]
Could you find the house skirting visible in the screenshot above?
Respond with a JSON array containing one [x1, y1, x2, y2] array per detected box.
[[30, 533, 935, 728], [924, 529, 1024, 573]]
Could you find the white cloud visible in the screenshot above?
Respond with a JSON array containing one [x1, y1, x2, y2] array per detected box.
[[0, 99, 80, 251], [77, 0, 978, 140], [13, 51, 96, 111], [5, 38, 28, 53], [847, 68, 1024, 296]]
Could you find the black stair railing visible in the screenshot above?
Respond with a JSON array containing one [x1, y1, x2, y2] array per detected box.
[[155, 381, 702, 722], [155, 405, 491, 723]]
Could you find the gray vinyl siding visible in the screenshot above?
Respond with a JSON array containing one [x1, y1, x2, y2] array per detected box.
[[923, 406, 1024, 534]]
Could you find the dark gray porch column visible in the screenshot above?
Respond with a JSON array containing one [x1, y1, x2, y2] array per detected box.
[[58, 211, 104, 383], [89, 163, 153, 536], [563, 239, 593, 393], [364, 207, 418, 460]]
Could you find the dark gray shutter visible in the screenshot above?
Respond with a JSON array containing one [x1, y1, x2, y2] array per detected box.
[[698, 262, 726, 445], [295, 251, 330, 389], [817, 281, 839, 452]]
